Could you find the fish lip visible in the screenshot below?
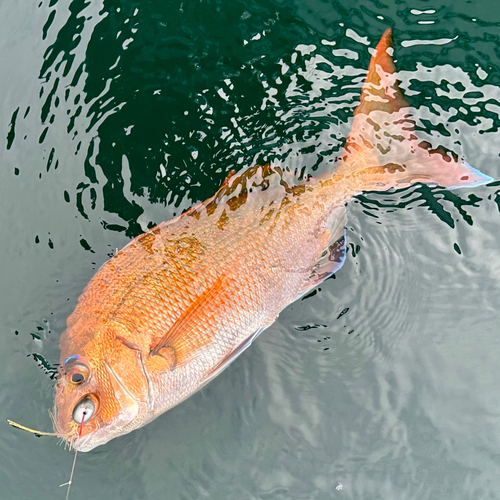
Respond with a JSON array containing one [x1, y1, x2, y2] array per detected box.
[[72, 425, 112, 452]]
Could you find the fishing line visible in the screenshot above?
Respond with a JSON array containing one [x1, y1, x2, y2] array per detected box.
[[61, 411, 86, 500], [7, 419, 57, 436], [8, 411, 87, 500], [60, 449, 78, 500]]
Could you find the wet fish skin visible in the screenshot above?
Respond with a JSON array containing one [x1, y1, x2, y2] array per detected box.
[[54, 29, 493, 451]]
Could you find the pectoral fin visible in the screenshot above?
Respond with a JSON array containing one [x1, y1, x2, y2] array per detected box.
[[205, 325, 268, 382], [149, 275, 228, 368]]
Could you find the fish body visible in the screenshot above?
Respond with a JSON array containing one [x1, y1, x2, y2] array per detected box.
[[54, 30, 493, 451]]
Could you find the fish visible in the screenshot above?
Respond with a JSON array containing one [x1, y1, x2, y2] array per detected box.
[[54, 29, 493, 452]]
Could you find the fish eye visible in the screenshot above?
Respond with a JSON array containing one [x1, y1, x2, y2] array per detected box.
[[71, 373, 85, 384], [65, 362, 90, 385], [73, 397, 96, 424]]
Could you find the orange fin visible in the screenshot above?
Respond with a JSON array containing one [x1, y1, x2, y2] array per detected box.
[[150, 275, 228, 368], [155, 346, 177, 371], [221, 169, 237, 188], [337, 29, 492, 192], [354, 28, 408, 116]]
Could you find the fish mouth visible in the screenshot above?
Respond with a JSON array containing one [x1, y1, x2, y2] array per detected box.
[[73, 432, 92, 452], [71, 424, 115, 452], [71, 403, 149, 452]]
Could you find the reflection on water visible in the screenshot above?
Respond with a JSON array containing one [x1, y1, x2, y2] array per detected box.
[[0, 0, 499, 498]]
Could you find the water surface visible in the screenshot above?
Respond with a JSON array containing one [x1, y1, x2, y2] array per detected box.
[[0, 0, 499, 499]]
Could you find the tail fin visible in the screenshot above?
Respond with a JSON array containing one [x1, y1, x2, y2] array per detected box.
[[337, 29, 493, 193]]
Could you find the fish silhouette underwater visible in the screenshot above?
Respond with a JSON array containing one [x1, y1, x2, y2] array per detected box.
[[53, 29, 493, 451]]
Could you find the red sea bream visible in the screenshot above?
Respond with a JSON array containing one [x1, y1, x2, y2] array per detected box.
[[54, 30, 493, 451]]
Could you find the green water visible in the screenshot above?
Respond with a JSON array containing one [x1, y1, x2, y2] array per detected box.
[[1, 0, 499, 498]]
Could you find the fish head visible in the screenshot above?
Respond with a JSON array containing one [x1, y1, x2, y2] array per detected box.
[[54, 323, 151, 452]]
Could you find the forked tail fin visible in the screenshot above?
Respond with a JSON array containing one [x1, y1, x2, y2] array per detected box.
[[337, 29, 493, 193]]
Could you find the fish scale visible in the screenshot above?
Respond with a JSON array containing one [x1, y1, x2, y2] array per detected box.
[[86, 170, 329, 415]]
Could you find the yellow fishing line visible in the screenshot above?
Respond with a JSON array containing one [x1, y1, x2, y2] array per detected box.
[[7, 419, 57, 436]]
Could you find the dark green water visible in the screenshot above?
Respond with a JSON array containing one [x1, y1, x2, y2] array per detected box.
[[1, 0, 499, 498]]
